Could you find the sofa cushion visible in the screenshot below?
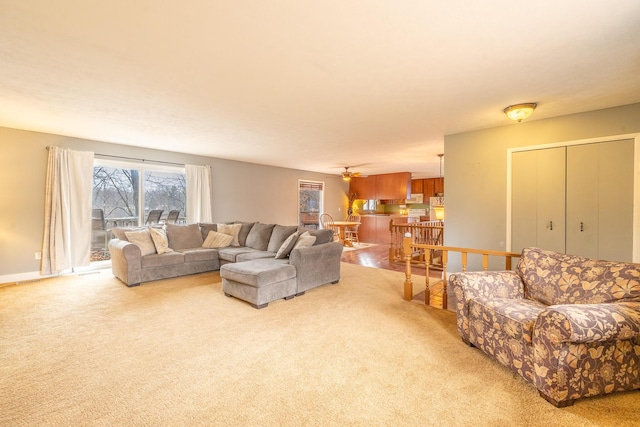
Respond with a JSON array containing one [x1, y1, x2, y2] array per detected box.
[[202, 230, 234, 248], [245, 223, 276, 251], [267, 225, 298, 253], [234, 221, 256, 246], [275, 231, 300, 259], [217, 247, 261, 263], [198, 222, 218, 241], [517, 247, 640, 305], [469, 297, 546, 345], [141, 251, 185, 268], [220, 259, 295, 288], [217, 223, 242, 246], [179, 248, 219, 263], [125, 229, 157, 256], [297, 227, 334, 246], [149, 227, 173, 254], [236, 251, 277, 262]]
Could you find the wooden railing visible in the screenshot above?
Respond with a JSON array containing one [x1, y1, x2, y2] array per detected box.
[[402, 237, 521, 309], [389, 220, 444, 267]]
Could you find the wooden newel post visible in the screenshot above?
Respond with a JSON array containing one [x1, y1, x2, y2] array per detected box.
[[403, 236, 413, 300]]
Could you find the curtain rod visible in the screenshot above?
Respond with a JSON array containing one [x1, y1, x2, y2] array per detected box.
[[46, 146, 185, 167]]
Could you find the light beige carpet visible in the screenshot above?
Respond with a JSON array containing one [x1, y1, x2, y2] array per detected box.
[[1, 263, 638, 426]]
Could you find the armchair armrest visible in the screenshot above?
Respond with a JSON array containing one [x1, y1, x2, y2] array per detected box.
[[108, 239, 142, 286], [289, 241, 343, 293], [449, 270, 525, 344], [535, 301, 640, 344]]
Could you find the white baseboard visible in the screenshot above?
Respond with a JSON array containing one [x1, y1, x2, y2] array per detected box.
[[0, 271, 57, 286], [0, 261, 111, 287]]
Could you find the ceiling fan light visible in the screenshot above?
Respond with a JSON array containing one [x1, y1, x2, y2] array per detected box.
[[342, 174, 351, 182], [504, 103, 537, 122]]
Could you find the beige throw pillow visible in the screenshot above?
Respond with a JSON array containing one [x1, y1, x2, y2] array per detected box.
[[275, 231, 299, 259], [149, 227, 173, 255], [293, 231, 316, 250], [217, 223, 242, 246], [124, 229, 157, 256], [202, 231, 234, 248]]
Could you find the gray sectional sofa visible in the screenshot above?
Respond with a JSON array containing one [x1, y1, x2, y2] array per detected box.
[[108, 221, 343, 308]]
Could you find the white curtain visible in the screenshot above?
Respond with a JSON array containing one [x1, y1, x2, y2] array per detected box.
[[41, 147, 94, 275], [186, 164, 212, 223]]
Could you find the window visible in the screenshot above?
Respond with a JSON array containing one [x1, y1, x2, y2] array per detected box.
[[91, 159, 186, 261]]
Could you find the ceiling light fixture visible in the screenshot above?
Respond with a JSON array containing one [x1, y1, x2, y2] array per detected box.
[[503, 103, 537, 122]]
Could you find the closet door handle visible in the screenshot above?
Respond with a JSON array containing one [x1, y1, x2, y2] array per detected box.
[[549, 221, 553, 231], [580, 222, 584, 232]]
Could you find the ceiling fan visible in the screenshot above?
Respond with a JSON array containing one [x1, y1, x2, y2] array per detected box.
[[340, 166, 366, 182]]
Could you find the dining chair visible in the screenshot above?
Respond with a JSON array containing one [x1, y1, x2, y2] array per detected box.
[[145, 209, 164, 225], [166, 210, 180, 224], [319, 213, 340, 242], [345, 213, 361, 244]]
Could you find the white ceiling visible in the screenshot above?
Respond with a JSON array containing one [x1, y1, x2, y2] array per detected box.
[[1, 1, 640, 178]]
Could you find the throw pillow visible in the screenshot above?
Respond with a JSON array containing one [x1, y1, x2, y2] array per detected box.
[[124, 229, 157, 256], [293, 231, 316, 250], [198, 222, 218, 241], [202, 230, 234, 248], [275, 231, 300, 259], [217, 223, 242, 246], [267, 225, 298, 253], [149, 227, 174, 255]]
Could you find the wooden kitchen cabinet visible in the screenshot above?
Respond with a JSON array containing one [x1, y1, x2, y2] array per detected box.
[[434, 177, 444, 195], [358, 215, 392, 244], [351, 172, 411, 200], [375, 172, 411, 200], [375, 216, 392, 244], [422, 178, 435, 198], [410, 179, 423, 196], [358, 216, 375, 243], [349, 176, 376, 199]]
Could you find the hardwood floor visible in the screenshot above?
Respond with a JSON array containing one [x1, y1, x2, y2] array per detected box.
[[340, 243, 446, 309]]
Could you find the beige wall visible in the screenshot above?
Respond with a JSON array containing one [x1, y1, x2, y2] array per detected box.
[[0, 126, 348, 278], [444, 102, 640, 270]]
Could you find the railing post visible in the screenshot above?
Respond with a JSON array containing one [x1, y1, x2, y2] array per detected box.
[[403, 236, 413, 301], [441, 250, 448, 310]]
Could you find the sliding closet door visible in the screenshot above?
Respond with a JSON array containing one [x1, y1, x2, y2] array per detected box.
[[511, 147, 566, 254]]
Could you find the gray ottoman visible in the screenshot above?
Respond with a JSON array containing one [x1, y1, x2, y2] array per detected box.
[[220, 259, 297, 309]]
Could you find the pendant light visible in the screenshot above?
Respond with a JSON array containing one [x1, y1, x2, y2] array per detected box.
[[433, 154, 445, 221]]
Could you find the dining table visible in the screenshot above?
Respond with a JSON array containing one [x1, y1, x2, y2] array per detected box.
[[330, 221, 360, 247]]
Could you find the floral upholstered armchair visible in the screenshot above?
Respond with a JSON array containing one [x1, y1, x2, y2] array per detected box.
[[449, 247, 640, 407]]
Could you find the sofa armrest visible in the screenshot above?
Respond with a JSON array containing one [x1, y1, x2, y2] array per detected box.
[[449, 271, 525, 344], [108, 239, 142, 286], [532, 301, 640, 405], [289, 241, 343, 293], [535, 301, 640, 344]]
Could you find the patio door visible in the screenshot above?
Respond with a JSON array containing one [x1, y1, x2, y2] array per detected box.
[[298, 180, 324, 229]]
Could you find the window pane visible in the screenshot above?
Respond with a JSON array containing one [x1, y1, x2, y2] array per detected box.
[[92, 166, 141, 261], [144, 170, 186, 224], [93, 166, 141, 226]]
